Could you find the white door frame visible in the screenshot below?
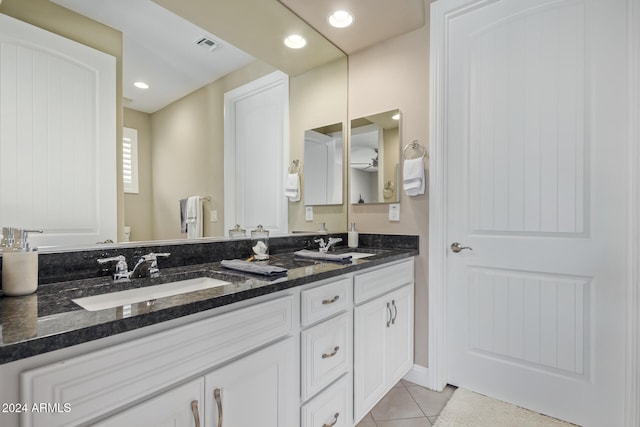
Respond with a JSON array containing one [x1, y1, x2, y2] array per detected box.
[[427, 0, 640, 425]]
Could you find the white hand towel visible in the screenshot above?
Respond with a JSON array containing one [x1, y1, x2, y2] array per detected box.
[[285, 173, 300, 202], [185, 196, 203, 239], [403, 158, 425, 196]]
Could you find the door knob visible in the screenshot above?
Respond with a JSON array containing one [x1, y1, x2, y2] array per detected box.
[[450, 242, 473, 253]]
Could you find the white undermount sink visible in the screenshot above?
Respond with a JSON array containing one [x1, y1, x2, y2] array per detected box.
[[343, 252, 376, 260], [72, 277, 230, 312]]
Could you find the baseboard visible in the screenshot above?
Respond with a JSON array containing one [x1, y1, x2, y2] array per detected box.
[[403, 364, 436, 390]]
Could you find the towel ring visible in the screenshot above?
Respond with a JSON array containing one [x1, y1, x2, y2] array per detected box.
[[289, 160, 302, 174], [403, 140, 427, 160]]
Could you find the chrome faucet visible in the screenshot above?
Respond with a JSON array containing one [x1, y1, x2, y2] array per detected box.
[[315, 237, 343, 253], [130, 252, 171, 278], [97, 255, 131, 282], [97, 252, 170, 281]]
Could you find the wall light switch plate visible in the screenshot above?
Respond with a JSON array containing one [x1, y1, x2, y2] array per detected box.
[[389, 203, 400, 221], [305, 206, 313, 221], [209, 210, 217, 222]]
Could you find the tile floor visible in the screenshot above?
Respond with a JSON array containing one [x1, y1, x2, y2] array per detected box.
[[356, 380, 456, 427]]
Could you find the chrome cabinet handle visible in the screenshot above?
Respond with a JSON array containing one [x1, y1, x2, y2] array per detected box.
[[322, 295, 340, 305], [190, 400, 201, 427], [322, 412, 340, 427], [451, 242, 473, 253], [391, 300, 398, 325], [322, 346, 340, 359], [386, 302, 392, 327], [214, 388, 223, 427]]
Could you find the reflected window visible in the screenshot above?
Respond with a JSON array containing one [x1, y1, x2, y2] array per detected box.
[[123, 127, 139, 194]]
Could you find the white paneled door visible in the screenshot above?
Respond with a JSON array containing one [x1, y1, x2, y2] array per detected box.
[[434, 0, 631, 425], [224, 71, 289, 235], [0, 14, 116, 247]]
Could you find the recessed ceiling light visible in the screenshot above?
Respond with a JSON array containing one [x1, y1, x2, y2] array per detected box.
[[284, 34, 307, 49], [392, 113, 401, 120], [328, 10, 354, 28], [134, 81, 149, 89]]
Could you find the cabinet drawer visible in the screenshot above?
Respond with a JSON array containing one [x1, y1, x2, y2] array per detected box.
[[20, 295, 293, 427], [301, 276, 352, 326], [354, 258, 414, 304], [301, 374, 352, 427], [301, 312, 352, 400]]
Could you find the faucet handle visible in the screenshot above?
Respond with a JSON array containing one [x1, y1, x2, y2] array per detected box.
[[97, 255, 130, 282], [314, 238, 327, 248], [154, 252, 171, 258], [145, 252, 171, 277], [139, 252, 170, 261]]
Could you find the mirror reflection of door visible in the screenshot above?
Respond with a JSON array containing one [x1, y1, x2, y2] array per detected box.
[[304, 124, 343, 206], [350, 109, 400, 204], [224, 71, 289, 235], [350, 124, 382, 204]]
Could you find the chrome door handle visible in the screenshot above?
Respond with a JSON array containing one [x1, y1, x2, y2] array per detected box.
[[391, 300, 398, 325], [322, 412, 340, 427], [386, 302, 392, 327], [214, 388, 223, 427], [450, 242, 473, 253], [190, 400, 201, 427], [322, 346, 340, 359]]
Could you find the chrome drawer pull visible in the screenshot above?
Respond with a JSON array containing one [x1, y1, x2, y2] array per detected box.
[[386, 302, 392, 327], [190, 400, 201, 427], [322, 346, 340, 359], [214, 388, 223, 427], [391, 300, 398, 325], [322, 412, 340, 427], [322, 295, 340, 305]]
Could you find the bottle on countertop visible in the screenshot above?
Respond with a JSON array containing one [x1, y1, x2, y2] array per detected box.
[[1, 227, 43, 296], [348, 222, 359, 248]]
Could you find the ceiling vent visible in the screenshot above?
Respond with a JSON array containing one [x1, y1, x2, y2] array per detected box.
[[195, 36, 221, 52]]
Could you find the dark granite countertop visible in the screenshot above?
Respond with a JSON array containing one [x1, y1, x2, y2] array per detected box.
[[0, 246, 417, 365]]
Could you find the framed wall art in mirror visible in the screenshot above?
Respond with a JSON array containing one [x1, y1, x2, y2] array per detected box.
[[350, 109, 401, 204]]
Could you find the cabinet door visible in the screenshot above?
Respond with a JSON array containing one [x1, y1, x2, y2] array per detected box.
[[204, 337, 297, 427], [94, 378, 204, 427], [387, 284, 414, 385], [353, 294, 389, 422]]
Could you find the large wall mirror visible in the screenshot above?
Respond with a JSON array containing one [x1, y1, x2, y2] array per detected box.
[[0, 0, 348, 248], [304, 123, 343, 206], [350, 109, 401, 204]]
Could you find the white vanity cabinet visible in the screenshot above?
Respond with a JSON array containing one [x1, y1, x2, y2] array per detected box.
[[20, 295, 295, 427], [12, 256, 416, 427], [353, 259, 415, 423], [204, 337, 297, 427]]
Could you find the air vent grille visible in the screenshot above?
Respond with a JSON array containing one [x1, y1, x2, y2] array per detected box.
[[195, 36, 220, 52]]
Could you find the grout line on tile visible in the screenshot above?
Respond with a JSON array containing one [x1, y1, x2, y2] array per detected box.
[[405, 383, 429, 418]]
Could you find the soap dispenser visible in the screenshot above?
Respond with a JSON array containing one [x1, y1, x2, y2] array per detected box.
[[348, 223, 359, 248], [1, 227, 43, 296]]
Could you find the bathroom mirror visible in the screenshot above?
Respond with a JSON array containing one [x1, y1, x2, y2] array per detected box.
[[304, 123, 344, 206], [350, 109, 401, 204], [0, 0, 348, 248]]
